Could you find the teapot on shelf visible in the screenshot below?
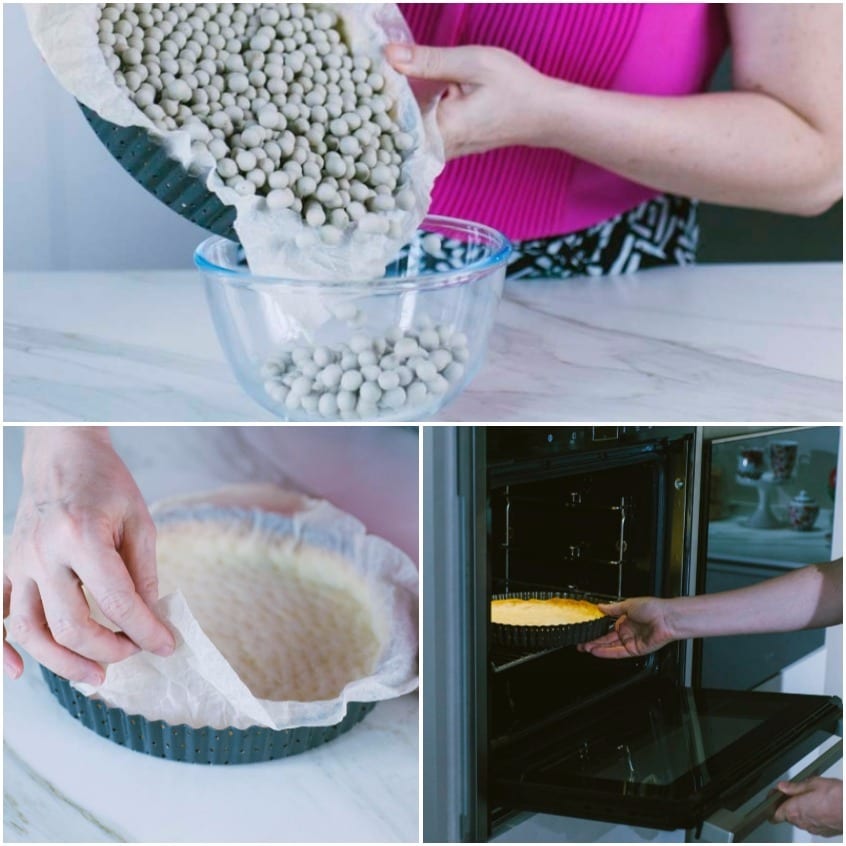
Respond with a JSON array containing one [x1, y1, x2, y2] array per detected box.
[[788, 490, 820, 531]]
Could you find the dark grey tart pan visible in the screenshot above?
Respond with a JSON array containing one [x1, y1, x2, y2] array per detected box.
[[80, 103, 238, 239], [490, 591, 614, 650], [41, 666, 375, 765]]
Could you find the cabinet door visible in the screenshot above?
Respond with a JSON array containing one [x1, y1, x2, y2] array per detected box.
[[697, 427, 841, 690]]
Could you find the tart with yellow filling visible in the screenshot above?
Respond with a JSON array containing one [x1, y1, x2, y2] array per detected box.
[[491, 596, 604, 627], [490, 591, 612, 649]]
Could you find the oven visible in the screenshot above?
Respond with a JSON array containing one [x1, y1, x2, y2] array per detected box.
[[423, 426, 842, 843]]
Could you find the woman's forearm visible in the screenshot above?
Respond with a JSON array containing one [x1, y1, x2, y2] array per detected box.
[[666, 559, 842, 640], [531, 83, 841, 216]]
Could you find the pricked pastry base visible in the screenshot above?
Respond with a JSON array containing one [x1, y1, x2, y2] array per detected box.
[[156, 518, 382, 703]]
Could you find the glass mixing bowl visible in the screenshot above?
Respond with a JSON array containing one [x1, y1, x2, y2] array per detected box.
[[195, 216, 511, 421]]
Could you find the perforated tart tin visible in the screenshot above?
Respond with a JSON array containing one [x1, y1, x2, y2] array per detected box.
[[80, 104, 238, 240], [41, 666, 375, 765], [490, 591, 614, 650]]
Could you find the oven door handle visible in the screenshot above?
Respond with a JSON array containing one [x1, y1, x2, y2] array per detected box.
[[697, 737, 842, 843]]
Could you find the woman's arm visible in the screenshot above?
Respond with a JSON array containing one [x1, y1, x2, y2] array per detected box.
[[667, 558, 842, 639], [580, 559, 841, 659], [388, 4, 842, 215]]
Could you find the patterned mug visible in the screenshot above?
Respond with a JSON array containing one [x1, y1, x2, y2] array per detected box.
[[769, 440, 799, 481]]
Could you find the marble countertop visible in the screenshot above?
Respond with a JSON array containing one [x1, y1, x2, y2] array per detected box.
[[3, 427, 419, 843], [5, 262, 841, 422]]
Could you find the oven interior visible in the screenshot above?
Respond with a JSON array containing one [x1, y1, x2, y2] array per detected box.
[[476, 429, 842, 838], [487, 453, 681, 749]]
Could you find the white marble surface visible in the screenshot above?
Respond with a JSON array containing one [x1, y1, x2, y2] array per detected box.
[[5, 263, 841, 422], [3, 427, 419, 843]]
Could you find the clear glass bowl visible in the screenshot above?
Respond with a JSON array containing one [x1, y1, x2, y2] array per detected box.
[[195, 216, 511, 421]]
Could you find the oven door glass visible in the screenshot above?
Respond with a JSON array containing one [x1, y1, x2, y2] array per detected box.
[[491, 677, 842, 832]]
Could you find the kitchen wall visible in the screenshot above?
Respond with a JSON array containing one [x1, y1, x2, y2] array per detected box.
[[3, 4, 206, 272]]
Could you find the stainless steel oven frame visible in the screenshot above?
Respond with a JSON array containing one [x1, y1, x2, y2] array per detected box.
[[423, 426, 842, 843]]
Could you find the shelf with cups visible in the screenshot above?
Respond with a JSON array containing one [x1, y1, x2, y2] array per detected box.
[[734, 439, 822, 533]]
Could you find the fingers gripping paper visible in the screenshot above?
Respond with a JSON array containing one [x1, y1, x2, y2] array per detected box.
[[25, 3, 443, 280], [75, 489, 419, 731]]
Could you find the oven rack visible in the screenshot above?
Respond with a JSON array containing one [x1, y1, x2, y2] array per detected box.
[[498, 543, 629, 570], [501, 486, 629, 598], [501, 493, 627, 513]]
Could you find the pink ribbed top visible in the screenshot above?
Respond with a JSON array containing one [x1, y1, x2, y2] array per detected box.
[[400, 4, 729, 240]]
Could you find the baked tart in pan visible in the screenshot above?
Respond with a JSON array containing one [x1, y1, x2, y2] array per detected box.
[[490, 591, 614, 650]]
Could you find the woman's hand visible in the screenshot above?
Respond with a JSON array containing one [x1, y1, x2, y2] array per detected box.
[[385, 43, 554, 159], [5, 428, 175, 684], [578, 597, 677, 658], [772, 777, 842, 837]]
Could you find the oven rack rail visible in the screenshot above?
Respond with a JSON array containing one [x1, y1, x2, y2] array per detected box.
[[498, 543, 628, 569], [490, 644, 570, 674]]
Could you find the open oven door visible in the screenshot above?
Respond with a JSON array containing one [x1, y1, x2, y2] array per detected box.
[[490, 676, 842, 840]]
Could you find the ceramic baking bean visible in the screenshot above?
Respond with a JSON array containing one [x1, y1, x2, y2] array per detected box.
[[430, 349, 453, 372], [414, 360, 437, 383], [377, 370, 400, 391], [359, 381, 382, 404], [340, 369, 364, 392], [317, 393, 338, 417], [381, 387, 406, 409], [444, 362, 465, 383], [361, 364, 381, 383], [318, 363, 343, 389], [406, 381, 428, 405], [393, 337, 418, 359], [428, 374, 450, 395], [396, 365, 413, 387], [336, 390, 356, 412]]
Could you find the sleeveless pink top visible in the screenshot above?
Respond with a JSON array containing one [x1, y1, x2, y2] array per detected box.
[[400, 4, 729, 240]]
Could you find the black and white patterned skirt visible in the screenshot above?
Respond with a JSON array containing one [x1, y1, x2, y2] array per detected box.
[[507, 194, 699, 279], [411, 194, 699, 280]]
